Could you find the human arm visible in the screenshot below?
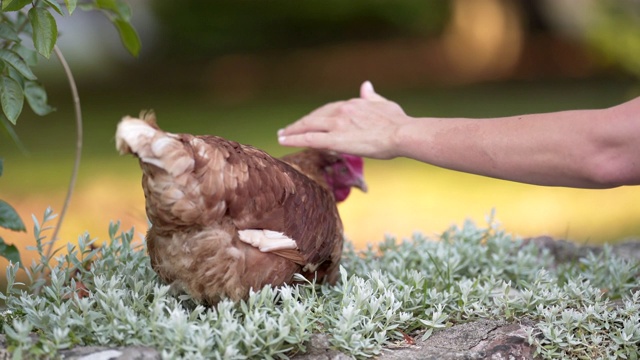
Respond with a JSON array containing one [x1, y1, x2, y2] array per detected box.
[[278, 81, 640, 188]]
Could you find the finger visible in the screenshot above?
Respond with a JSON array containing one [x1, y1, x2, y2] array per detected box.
[[360, 81, 387, 101], [278, 100, 346, 136], [279, 115, 338, 137], [278, 131, 334, 149], [293, 101, 346, 126], [307, 100, 347, 117], [280, 132, 371, 158]]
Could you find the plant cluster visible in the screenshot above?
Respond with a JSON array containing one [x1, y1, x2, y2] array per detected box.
[[1, 211, 638, 359], [1, 0, 140, 284]]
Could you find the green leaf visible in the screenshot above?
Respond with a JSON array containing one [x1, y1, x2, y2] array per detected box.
[[0, 23, 20, 42], [2, 0, 31, 12], [0, 114, 28, 154], [114, 19, 140, 57], [0, 75, 24, 124], [0, 237, 23, 267], [13, 44, 38, 67], [78, 3, 96, 11], [0, 158, 3, 177], [0, 49, 37, 81], [28, 7, 58, 59], [64, 0, 78, 15], [96, 0, 132, 21], [0, 199, 25, 232], [6, 67, 25, 88], [24, 81, 55, 116], [15, 12, 32, 36], [43, 0, 64, 16]]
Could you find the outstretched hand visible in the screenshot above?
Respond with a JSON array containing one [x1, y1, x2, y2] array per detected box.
[[278, 81, 412, 159]]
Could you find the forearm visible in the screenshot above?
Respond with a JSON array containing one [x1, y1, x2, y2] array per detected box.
[[395, 103, 640, 188], [278, 81, 640, 188]]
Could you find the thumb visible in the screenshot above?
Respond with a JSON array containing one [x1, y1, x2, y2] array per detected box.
[[360, 81, 387, 101]]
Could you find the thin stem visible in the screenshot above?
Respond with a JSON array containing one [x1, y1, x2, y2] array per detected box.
[[34, 44, 83, 295]]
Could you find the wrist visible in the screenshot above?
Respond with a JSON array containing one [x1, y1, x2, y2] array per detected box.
[[388, 115, 416, 159]]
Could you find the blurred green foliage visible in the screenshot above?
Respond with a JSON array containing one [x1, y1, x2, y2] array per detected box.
[[587, 0, 640, 79], [151, 0, 448, 57]]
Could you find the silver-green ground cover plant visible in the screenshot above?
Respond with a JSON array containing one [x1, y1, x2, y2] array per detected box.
[[1, 209, 639, 359]]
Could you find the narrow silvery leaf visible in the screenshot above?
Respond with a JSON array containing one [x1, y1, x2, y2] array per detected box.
[[0, 75, 24, 124], [24, 81, 54, 116], [28, 7, 58, 59], [0, 49, 37, 80]]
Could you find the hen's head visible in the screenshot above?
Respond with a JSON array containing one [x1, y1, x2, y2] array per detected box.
[[281, 149, 367, 202], [322, 153, 367, 202]]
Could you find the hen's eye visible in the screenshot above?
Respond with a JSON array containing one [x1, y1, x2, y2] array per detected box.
[[339, 166, 349, 175]]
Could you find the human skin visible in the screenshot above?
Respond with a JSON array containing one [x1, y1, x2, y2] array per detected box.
[[278, 81, 640, 189]]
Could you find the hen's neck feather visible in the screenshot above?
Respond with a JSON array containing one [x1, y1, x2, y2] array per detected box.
[[279, 150, 332, 190]]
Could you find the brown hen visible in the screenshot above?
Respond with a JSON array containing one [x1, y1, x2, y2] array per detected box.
[[115, 112, 366, 304]]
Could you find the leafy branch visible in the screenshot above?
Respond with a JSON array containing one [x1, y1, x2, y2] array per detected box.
[[0, 0, 140, 273]]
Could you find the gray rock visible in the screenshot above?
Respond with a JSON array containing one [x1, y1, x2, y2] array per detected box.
[[525, 236, 640, 264], [58, 346, 160, 360], [291, 334, 351, 360], [380, 319, 536, 360]]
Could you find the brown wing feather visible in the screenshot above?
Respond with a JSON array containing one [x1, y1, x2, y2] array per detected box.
[[201, 138, 342, 267]]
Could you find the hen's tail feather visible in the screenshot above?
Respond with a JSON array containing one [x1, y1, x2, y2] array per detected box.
[[116, 116, 195, 177], [117, 115, 230, 226]]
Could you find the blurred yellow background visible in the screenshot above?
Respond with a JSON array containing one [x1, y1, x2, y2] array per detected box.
[[2, 0, 640, 269]]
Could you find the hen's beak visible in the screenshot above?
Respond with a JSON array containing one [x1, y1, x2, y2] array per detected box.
[[354, 177, 368, 193]]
